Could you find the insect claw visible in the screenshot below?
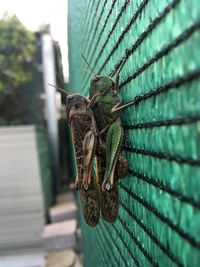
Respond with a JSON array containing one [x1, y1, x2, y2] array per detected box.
[[111, 103, 120, 112], [105, 183, 111, 191], [82, 183, 89, 191], [102, 180, 112, 191]]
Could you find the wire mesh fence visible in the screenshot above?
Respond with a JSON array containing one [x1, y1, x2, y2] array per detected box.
[[68, 0, 200, 266]]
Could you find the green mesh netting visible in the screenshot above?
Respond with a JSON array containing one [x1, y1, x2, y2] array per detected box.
[[68, 0, 200, 266]]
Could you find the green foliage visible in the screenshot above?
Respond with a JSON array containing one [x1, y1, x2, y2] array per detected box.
[[0, 14, 36, 125]]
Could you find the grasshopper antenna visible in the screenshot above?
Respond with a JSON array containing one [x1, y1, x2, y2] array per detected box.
[[56, 71, 65, 85], [48, 83, 69, 96], [110, 49, 129, 78], [81, 54, 96, 76], [111, 56, 127, 78]]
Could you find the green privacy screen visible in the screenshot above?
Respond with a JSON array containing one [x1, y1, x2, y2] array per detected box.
[[68, 0, 200, 266]]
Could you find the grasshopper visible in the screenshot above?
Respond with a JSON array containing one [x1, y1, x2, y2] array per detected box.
[[82, 55, 129, 223], [50, 84, 100, 227], [66, 94, 100, 227]]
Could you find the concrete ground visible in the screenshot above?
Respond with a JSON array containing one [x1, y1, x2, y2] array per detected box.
[[0, 249, 45, 267], [45, 249, 83, 267], [44, 190, 83, 267], [0, 190, 83, 267]]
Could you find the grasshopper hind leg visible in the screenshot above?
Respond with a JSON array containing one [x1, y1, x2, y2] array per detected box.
[[97, 154, 119, 224], [80, 131, 100, 227], [82, 130, 96, 190], [102, 121, 123, 190], [98, 122, 127, 223], [80, 170, 100, 227]]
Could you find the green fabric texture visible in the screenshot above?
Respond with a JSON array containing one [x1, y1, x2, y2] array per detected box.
[[68, 0, 200, 266]]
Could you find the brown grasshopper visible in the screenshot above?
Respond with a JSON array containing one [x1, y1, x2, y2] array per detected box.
[[67, 94, 100, 227], [50, 84, 100, 227]]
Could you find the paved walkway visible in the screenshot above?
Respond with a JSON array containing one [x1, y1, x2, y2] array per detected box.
[[0, 190, 83, 267], [44, 190, 83, 267]]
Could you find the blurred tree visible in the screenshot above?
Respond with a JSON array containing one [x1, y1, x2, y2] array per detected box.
[[0, 14, 36, 125]]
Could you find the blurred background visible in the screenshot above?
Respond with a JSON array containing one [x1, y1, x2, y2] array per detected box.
[[0, 1, 80, 267]]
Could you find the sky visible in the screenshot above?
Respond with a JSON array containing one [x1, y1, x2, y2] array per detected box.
[[0, 0, 69, 81]]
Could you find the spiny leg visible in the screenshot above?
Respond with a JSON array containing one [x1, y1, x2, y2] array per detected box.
[[80, 131, 100, 227], [102, 121, 123, 191], [80, 170, 100, 227], [97, 154, 119, 223], [82, 130, 96, 190]]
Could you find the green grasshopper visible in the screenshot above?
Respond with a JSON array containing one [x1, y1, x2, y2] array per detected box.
[[50, 84, 100, 227], [82, 55, 129, 223]]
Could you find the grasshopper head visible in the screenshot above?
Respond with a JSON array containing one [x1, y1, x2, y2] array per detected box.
[[66, 94, 89, 122], [90, 75, 114, 97]]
